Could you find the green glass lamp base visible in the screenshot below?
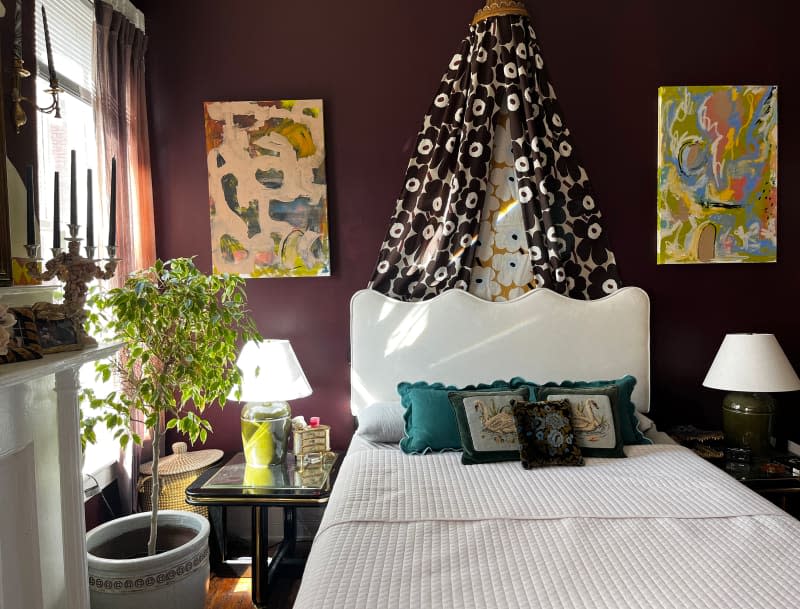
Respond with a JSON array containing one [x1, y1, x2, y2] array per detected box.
[[240, 401, 292, 466], [722, 391, 775, 456]]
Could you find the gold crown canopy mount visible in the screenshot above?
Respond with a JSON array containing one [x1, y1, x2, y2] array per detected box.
[[472, 0, 529, 25]]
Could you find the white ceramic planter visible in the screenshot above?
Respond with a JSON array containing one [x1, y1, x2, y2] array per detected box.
[[86, 510, 210, 609]]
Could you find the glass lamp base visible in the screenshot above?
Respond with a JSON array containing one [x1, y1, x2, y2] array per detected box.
[[722, 391, 775, 456], [240, 401, 292, 466]]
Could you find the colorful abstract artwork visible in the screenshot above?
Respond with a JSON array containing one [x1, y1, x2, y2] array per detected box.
[[657, 85, 778, 264], [204, 100, 330, 277]]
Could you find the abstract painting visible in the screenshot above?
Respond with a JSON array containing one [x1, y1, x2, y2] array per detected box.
[[657, 85, 777, 264], [204, 100, 330, 277]]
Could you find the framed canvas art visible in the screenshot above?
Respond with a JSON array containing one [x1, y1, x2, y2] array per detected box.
[[657, 85, 778, 264], [204, 99, 330, 277]]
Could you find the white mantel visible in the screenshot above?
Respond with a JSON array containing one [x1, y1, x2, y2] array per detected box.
[[0, 343, 121, 609]]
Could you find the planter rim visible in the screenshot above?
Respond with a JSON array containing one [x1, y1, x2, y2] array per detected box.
[[87, 510, 209, 569]]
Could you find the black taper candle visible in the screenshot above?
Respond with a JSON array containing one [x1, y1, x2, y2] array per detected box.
[[25, 165, 35, 245], [109, 158, 117, 247], [53, 172, 60, 248], [70, 150, 77, 226], [86, 169, 94, 246]]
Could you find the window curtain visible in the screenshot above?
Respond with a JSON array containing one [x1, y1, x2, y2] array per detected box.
[[368, 2, 621, 301], [94, 0, 157, 514]]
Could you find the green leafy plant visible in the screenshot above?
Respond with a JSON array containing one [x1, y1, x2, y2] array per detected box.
[[82, 257, 261, 555]]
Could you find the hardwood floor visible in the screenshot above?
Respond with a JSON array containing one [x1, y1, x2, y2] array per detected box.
[[204, 548, 304, 609], [205, 572, 302, 609]]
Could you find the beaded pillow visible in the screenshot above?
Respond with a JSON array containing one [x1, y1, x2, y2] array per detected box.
[[512, 399, 584, 469]]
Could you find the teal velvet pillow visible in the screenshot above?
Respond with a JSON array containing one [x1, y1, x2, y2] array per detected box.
[[447, 388, 530, 464], [397, 380, 512, 454], [512, 375, 650, 445], [512, 399, 584, 469], [537, 384, 625, 458]]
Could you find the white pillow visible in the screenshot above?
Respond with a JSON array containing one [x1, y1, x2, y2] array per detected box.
[[356, 402, 405, 443], [635, 411, 654, 434]]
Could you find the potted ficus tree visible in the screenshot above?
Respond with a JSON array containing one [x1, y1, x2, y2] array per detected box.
[[81, 257, 260, 609]]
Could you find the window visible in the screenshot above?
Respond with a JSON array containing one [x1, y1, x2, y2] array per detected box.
[[35, 0, 116, 484]]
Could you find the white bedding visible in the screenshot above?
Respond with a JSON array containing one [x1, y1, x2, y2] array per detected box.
[[294, 444, 800, 609]]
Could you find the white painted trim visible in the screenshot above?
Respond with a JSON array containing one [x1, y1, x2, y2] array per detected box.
[[83, 460, 118, 502]]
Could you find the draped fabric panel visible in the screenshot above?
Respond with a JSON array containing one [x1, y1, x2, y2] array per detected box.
[[94, 1, 156, 284], [368, 13, 621, 301], [94, 0, 157, 514]]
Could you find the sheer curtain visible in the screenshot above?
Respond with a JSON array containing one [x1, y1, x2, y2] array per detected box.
[[94, 0, 157, 514], [94, 0, 155, 282]]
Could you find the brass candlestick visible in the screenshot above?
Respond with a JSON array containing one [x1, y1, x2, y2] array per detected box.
[[10, 57, 62, 134], [24, 225, 120, 347]]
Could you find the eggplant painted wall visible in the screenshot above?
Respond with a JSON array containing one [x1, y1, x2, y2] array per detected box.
[[137, 0, 800, 452]]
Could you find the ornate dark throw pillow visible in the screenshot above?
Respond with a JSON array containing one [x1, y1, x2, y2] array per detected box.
[[536, 385, 626, 458], [512, 399, 584, 469]]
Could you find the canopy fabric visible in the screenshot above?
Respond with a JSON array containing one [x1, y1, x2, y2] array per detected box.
[[368, 2, 621, 301]]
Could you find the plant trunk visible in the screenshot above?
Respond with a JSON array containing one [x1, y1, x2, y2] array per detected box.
[[147, 423, 161, 556]]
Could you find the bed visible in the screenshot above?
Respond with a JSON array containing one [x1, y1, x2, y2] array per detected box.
[[293, 287, 800, 609]]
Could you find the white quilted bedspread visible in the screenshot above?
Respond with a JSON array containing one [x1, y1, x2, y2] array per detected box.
[[293, 445, 800, 609]]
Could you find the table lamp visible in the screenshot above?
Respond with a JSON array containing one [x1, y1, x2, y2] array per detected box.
[[231, 339, 312, 466], [702, 333, 800, 455]]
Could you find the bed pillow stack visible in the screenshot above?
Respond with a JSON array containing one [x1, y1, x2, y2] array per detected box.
[[395, 374, 650, 463]]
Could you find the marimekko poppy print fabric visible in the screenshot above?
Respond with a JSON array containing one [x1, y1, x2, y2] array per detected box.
[[368, 13, 621, 301]]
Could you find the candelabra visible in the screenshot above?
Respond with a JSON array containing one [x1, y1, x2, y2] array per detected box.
[[24, 225, 120, 347]]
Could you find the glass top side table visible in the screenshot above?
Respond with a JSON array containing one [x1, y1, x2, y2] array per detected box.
[[186, 452, 339, 608]]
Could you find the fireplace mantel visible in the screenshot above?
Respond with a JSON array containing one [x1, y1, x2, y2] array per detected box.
[[0, 343, 121, 609]]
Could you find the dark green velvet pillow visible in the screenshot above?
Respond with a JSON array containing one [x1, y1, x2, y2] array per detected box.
[[537, 384, 625, 458], [397, 380, 512, 454], [447, 388, 530, 464], [512, 375, 650, 445], [512, 399, 584, 469]]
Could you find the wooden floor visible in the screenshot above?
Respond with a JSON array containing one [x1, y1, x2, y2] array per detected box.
[[204, 543, 305, 609], [204, 571, 302, 609]]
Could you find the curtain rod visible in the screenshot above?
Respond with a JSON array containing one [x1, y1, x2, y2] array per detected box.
[[472, 0, 528, 25]]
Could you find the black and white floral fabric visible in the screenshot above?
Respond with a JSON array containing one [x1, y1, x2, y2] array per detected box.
[[368, 13, 621, 301]]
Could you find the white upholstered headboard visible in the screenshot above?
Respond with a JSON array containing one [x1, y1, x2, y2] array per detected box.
[[350, 287, 651, 416]]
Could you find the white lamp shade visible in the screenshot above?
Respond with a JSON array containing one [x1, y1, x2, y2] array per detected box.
[[230, 339, 313, 402], [703, 333, 800, 393]]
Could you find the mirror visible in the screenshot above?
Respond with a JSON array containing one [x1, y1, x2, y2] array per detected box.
[[0, 42, 11, 286]]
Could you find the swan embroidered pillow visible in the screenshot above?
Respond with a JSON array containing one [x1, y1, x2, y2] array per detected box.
[[536, 384, 626, 458], [448, 388, 530, 464]]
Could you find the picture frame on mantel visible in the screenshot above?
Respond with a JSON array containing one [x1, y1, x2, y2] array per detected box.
[[0, 306, 44, 364], [31, 302, 82, 354]]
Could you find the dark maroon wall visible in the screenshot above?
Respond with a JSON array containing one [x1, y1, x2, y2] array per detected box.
[[138, 0, 800, 452]]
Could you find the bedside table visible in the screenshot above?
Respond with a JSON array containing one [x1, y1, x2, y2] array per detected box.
[[723, 453, 800, 518], [186, 452, 340, 609]]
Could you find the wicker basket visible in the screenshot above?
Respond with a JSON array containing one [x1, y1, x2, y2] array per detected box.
[[138, 442, 223, 518]]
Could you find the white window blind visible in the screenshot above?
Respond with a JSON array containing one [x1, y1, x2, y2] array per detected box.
[[34, 0, 94, 100]]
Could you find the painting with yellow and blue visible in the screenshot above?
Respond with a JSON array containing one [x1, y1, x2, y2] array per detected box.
[[204, 99, 330, 277], [657, 85, 777, 264]]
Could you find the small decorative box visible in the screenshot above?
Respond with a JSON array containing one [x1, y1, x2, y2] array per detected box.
[[293, 424, 330, 465]]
